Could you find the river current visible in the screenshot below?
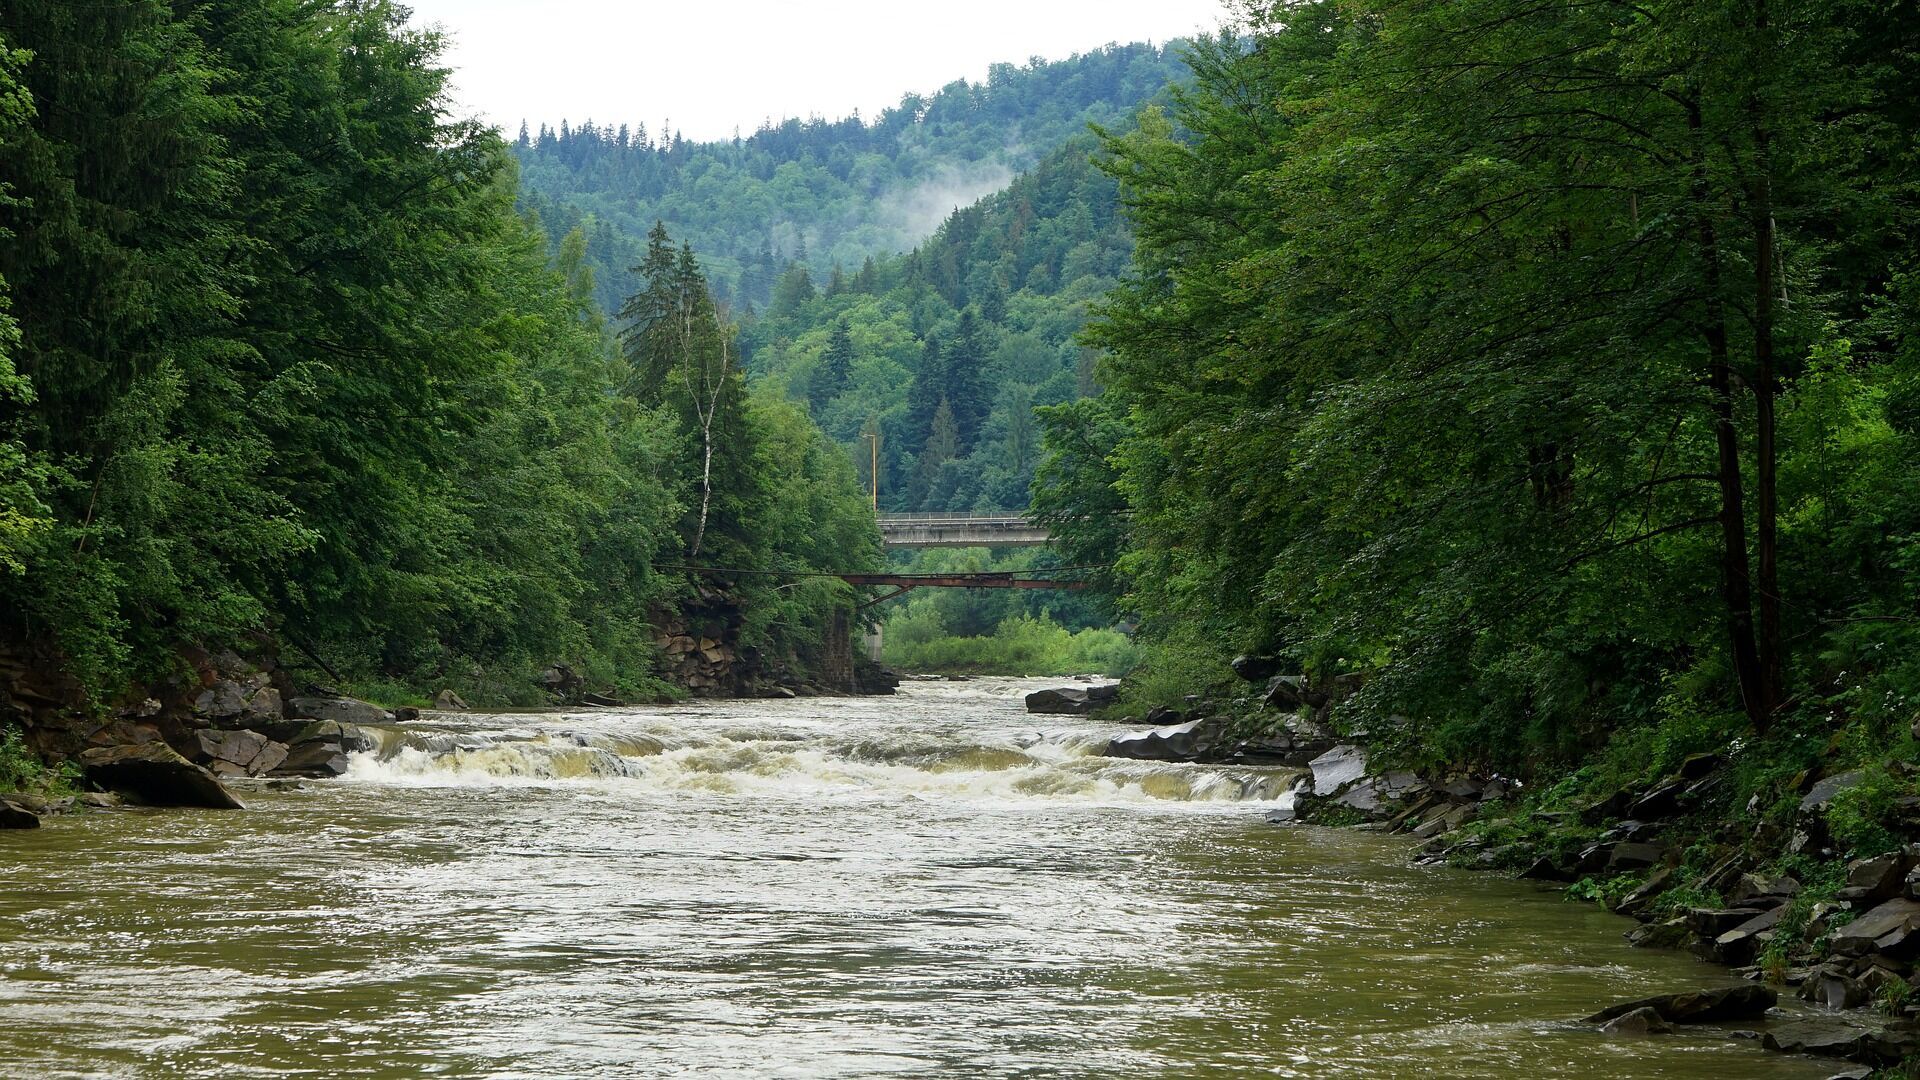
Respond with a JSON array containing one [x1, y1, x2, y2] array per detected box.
[[0, 679, 1828, 1078]]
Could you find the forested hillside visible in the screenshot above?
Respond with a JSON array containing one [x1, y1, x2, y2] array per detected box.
[[510, 44, 1187, 315], [740, 136, 1130, 513], [0, 0, 875, 708], [1038, 4, 1920, 782]]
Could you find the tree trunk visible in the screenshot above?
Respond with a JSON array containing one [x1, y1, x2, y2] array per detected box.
[[691, 422, 714, 560], [1689, 97, 1773, 731], [1748, 6, 1785, 727]]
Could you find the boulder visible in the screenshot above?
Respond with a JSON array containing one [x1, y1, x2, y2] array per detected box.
[[272, 741, 351, 778], [1104, 718, 1229, 762], [1229, 654, 1283, 681], [1839, 853, 1905, 905], [1026, 685, 1116, 715], [1802, 770, 1867, 813], [185, 728, 290, 777], [190, 679, 249, 721], [286, 694, 392, 727], [1703, 907, 1783, 966], [432, 688, 470, 711], [1625, 917, 1693, 950], [1685, 907, 1769, 938], [79, 743, 245, 809], [1584, 984, 1776, 1025], [1764, 1017, 1920, 1065], [0, 798, 40, 829], [1727, 872, 1802, 908], [288, 720, 377, 754], [1308, 744, 1368, 795], [242, 686, 283, 723], [1831, 897, 1920, 958], [1600, 1006, 1671, 1035]]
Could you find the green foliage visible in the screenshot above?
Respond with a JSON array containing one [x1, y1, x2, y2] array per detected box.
[[1033, 1, 1920, 773], [1826, 769, 1908, 859], [884, 610, 1140, 677], [0, 726, 73, 795], [0, 0, 873, 706], [1564, 875, 1641, 910], [511, 45, 1190, 314]]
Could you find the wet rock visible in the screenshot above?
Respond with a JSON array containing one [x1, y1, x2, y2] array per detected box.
[[288, 721, 377, 755], [1308, 744, 1368, 794], [392, 706, 421, 723], [0, 798, 40, 828], [1703, 907, 1783, 966], [1613, 868, 1674, 918], [77, 791, 121, 809], [86, 720, 164, 748], [1763, 1016, 1920, 1065], [1025, 684, 1118, 715], [79, 742, 245, 809], [432, 689, 469, 711], [1584, 984, 1776, 1025], [1625, 917, 1693, 950], [191, 679, 249, 721], [1600, 1006, 1671, 1035], [1104, 718, 1228, 762], [1800, 964, 1871, 1010], [1263, 675, 1309, 711], [286, 694, 392, 727], [1685, 907, 1769, 938], [1520, 855, 1575, 883], [272, 741, 350, 778], [539, 663, 585, 697], [1832, 897, 1920, 958]]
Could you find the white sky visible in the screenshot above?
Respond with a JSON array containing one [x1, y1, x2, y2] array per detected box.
[[402, 0, 1230, 141]]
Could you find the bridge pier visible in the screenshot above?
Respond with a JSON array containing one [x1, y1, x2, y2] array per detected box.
[[863, 624, 883, 663]]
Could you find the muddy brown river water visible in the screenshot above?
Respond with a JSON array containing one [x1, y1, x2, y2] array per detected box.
[[0, 679, 1832, 1077]]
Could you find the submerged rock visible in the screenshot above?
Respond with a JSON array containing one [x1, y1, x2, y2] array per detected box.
[[1024, 684, 1118, 715], [79, 742, 245, 809], [1104, 718, 1227, 762], [1584, 984, 1776, 1025], [1600, 1006, 1672, 1035]]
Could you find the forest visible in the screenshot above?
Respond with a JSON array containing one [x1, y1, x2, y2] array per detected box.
[[1036, 0, 1920, 781], [0, 0, 877, 707]]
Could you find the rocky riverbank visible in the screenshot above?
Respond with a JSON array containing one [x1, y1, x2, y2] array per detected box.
[[1040, 659, 1920, 1076]]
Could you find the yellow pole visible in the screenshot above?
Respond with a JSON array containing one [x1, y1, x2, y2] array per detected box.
[[865, 433, 879, 510]]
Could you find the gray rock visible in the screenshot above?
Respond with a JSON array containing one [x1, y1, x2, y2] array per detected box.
[[1614, 868, 1674, 917], [1308, 744, 1367, 795], [1625, 917, 1692, 950], [1727, 872, 1802, 907], [79, 742, 245, 809], [1230, 654, 1283, 681], [1600, 1006, 1671, 1035], [242, 686, 283, 722], [1832, 897, 1920, 957], [288, 720, 377, 754], [1844, 853, 1905, 903], [1802, 770, 1867, 812], [286, 694, 392, 727], [0, 798, 40, 828], [1026, 686, 1097, 714], [1799, 964, 1871, 1010], [191, 680, 249, 720], [1103, 718, 1228, 762], [432, 688, 469, 711], [1584, 984, 1776, 1025], [1685, 907, 1769, 938], [272, 742, 350, 778]]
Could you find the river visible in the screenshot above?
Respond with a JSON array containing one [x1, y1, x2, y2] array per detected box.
[[0, 679, 1830, 1078]]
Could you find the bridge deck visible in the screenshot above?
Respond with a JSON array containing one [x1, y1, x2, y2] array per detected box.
[[876, 512, 1051, 548]]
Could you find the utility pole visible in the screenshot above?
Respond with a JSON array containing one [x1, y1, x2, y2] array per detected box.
[[862, 432, 879, 509]]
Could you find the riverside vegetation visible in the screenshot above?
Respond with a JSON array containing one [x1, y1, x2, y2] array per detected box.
[[1013, 0, 1920, 1073], [0, 0, 884, 774]]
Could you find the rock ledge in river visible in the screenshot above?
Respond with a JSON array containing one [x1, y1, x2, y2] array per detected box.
[[79, 742, 245, 809]]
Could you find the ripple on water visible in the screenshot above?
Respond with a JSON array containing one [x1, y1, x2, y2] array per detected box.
[[0, 680, 1832, 1079]]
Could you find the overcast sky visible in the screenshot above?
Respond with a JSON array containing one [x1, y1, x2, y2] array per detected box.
[[402, 0, 1229, 142]]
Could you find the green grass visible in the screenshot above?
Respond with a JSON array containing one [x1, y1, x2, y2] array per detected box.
[[0, 726, 77, 796], [883, 611, 1142, 677]]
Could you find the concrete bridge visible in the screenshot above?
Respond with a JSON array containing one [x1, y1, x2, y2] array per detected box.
[[876, 512, 1051, 548]]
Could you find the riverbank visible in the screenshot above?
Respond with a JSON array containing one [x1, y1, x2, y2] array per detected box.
[[1075, 659, 1920, 1076]]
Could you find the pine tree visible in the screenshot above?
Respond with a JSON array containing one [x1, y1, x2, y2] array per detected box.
[[905, 336, 946, 451], [943, 311, 990, 454], [809, 322, 854, 412]]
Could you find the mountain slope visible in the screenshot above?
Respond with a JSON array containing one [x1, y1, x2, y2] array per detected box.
[[512, 43, 1186, 313]]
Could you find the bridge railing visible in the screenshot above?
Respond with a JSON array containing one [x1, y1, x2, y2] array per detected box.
[[876, 512, 1034, 524]]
